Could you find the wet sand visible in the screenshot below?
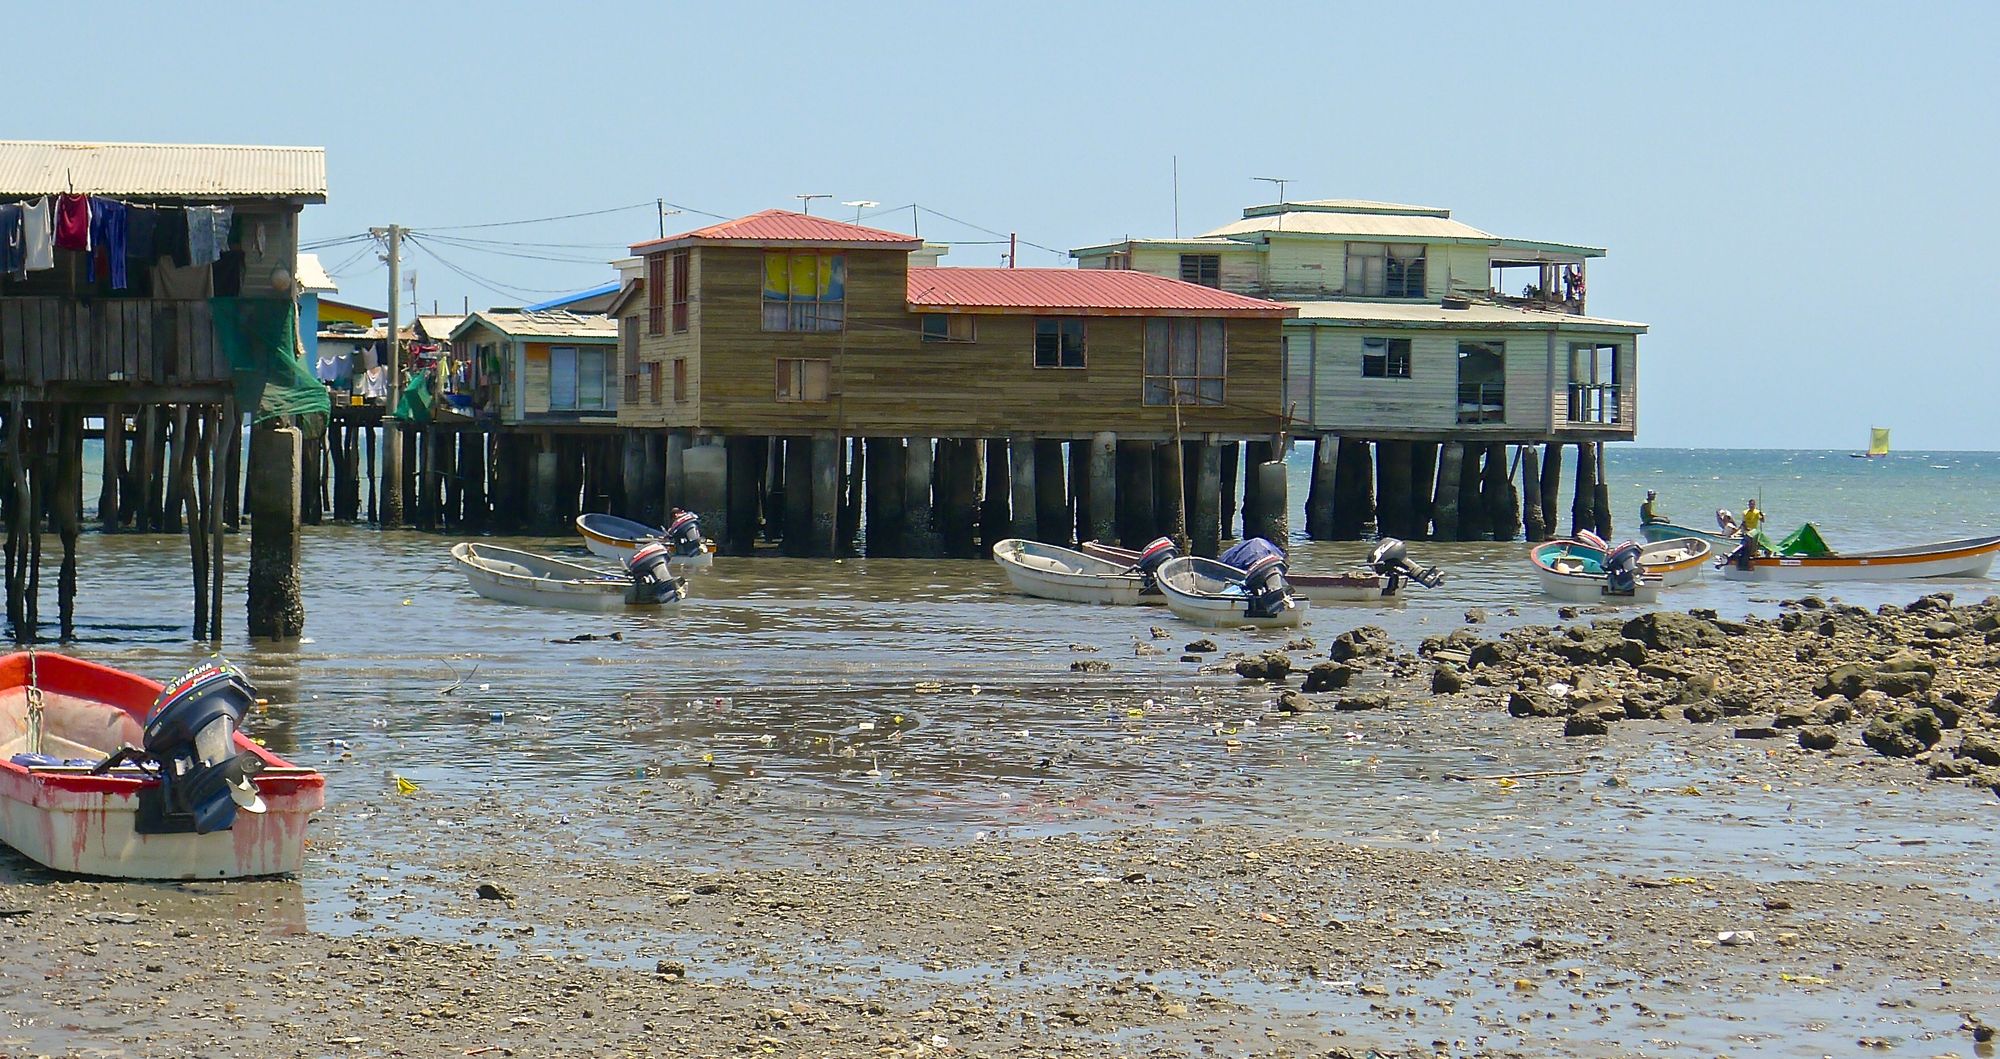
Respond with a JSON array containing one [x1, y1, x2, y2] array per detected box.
[[3, 533, 1999, 1056]]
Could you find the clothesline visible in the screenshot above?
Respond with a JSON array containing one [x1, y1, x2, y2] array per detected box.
[[1, 193, 254, 294]]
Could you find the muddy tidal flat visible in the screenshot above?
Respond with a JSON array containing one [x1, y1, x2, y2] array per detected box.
[[4, 535, 2000, 1057]]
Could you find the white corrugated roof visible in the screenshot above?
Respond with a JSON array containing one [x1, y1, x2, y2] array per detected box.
[[1290, 300, 1646, 332], [452, 310, 618, 341], [1247, 199, 1452, 218], [0, 140, 327, 200], [415, 314, 465, 341], [295, 253, 337, 294], [1202, 209, 1493, 242]]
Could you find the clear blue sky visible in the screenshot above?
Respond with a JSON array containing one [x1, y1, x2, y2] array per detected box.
[[18, 2, 1995, 449]]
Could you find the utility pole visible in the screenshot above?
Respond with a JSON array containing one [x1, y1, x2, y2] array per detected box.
[[371, 224, 405, 527]]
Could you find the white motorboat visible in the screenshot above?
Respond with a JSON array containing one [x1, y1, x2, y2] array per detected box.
[[575, 512, 714, 568], [451, 542, 684, 612], [1530, 538, 1663, 604], [1153, 555, 1309, 629], [992, 538, 1168, 605]]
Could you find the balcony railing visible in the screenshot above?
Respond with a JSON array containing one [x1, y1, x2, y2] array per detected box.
[[1565, 383, 1623, 425]]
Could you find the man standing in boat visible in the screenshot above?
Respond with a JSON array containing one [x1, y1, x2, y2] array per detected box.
[[1741, 499, 1765, 535]]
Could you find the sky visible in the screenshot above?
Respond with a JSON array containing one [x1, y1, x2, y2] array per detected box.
[[16, 2, 1997, 449]]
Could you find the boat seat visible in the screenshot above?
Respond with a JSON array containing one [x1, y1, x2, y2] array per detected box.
[[1013, 553, 1086, 575], [0, 731, 106, 762]]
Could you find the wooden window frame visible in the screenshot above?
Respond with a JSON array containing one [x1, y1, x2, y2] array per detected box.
[[761, 252, 846, 334], [1343, 243, 1427, 298], [646, 255, 666, 334], [920, 313, 975, 343], [1565, 341, 1622, 424], [621, 316, 641, 403], [670, 249, 690, 333], [672, 357, 688, 403], [1179, 253, 1221, 288], [1142, 318, 1226, 406], [1032, 318, 1086, 369], [1360, 336, 1412, 379], [1455, 340, 1506, 424], [775, 357, 831, 403]]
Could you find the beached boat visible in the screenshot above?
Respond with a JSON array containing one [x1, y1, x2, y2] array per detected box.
[[452, 542, 685, 612], [1153, 555, 1309, 628], [1719, 533, 2000, 583], [991, 538, 1167, 605], [1531, 538, 1664, 604], [575, 512, 714, 568], [0, 653, 324, 879], [1079, 540, 1441, 603]]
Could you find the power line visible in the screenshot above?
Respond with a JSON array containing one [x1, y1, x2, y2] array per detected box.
[[414, 201, 655, 232], [404, 235, 585, 299], [413, 233, 614, 266]]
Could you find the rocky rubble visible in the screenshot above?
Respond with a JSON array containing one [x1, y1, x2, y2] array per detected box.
[[1422, 591, 2000, 796]]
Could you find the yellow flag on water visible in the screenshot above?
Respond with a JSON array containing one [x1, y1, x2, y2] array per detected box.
[[393, 774, 420, 795]]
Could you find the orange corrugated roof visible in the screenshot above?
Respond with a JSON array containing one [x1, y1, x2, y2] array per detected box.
[[907, 267, 1295, 318], [631, 209, 920, 253]]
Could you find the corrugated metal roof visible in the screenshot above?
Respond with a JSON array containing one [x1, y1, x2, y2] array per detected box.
[[1245, 199, 1451, 218], [908, 268, 1294, 317], [0, 140, 327, 200], [416, 315, 466, 342], [295, 253, 337, 294], [631, 209, 921, 253], [1201, 209, 1493, 242], [451, 309, 618, 341], [524, 280, 622, 312], [1289, 300, 1646, 332]]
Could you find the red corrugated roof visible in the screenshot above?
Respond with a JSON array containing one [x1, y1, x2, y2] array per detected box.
[[907, 268, 1295, 317], [631, 209, 921, 253]]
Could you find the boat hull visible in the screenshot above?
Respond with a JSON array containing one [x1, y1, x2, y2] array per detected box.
[[1637, 537, 1712, 587], [1530, 540, 1665, 604], [1155, 556, 1309, 628], [992, 539, 1149, 605], [0, 653, 323, 879], [1719, 535, 2000, 583], [575, 514, 713, 568], [452, 542, 666, 612], [1639, 521, 1738, 550], [1078, 541, 1391, 604]]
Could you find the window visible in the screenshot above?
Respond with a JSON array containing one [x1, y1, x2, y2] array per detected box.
[[920, 314, 975, 343], [1361, 336, 1412, 379], [1102, 252, 1131, 270], [646, 255, 666, 334], [621, 316, 640, 404], [776, 357, 830, 402], [762, 252, 845, 332], [547, 345, 613, 411], [1566, 342, 1622, 424], [1456, 341, 1505, 424], [670, 249, 690, 333], [1344, 243, 1427, 298], [646, 363, 662, 405], [1143, 318, 1226, 405], [1179, 254, 1221, 288], [1033, 318, 1086, 368], [672, 357, 687, 402]]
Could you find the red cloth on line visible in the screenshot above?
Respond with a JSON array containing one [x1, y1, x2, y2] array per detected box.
[[53, 194, 90, 251]]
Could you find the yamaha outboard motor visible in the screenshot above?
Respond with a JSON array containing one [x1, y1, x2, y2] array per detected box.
[[664, 511, 704, 558], [1367, 537, 1445, 596], [142, 661, 267, 835], [1241, 554, 1295, 619], [1603, 540, 1643, 595], [627, 542, 686, 603], [1131, 537, 1180, 593]]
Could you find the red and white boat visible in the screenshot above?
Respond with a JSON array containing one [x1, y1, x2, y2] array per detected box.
[[0, 653, 323, 879]]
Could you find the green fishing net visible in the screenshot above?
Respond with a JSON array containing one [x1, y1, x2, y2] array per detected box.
[[209, 297, 329, 434]]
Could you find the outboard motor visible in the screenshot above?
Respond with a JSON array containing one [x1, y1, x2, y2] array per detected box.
[[141, 660, 266, 835], [1131, 536, 1180, 593], [626, 542, 686, 603], [1241, 553, 1295, 619], [1367, 537, 1445, 596], [664, 511, 704, 558], [1603, 540, 1643, 595]]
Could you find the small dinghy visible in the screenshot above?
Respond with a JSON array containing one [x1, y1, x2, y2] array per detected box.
[[1153, 554, 1308, 628], [1080, 538, 1442, 603], [575, 511, 714, 568], [1719, 528, 2000, 583], [1531, 535, 1663, 604], [992, 538, 1177, 605], [0, 653, 323, 879], [452, 542, 686, 612]]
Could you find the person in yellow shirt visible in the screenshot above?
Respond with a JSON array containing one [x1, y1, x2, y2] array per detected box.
[[1740, 499, 1764, 534]]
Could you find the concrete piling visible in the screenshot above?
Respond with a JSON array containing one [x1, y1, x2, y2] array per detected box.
[[1409, 441, 1438, 539], [1571, 441, 1597, 539], [1008, 438, 1037, 541], [938, 438, 979, 557], [1540, 441, 1563, 538], [809, 434, 841, 557], [1218, 440, 1239, 539], [1247, 457, 1288, 545], [682, 440, 728, 549], [1305, 435, 1337, 539], [903, 437, 940, 556], [1034, 439, 1068, 546], [1520, 444, 1546, 541], [1483, 442, 1519, 542], [1432, 442, 1462, 541], [864, 438, 906, 557], [1376, 440, 1412, 540], [1331, 437, 1374, 540], [1593, 443, 1612, 539], [1455, 442, 1486, 541], [1086, 432, 1117, 546], [1114, 440, 1154, 548], [1190, 440, 1222, 557], [246, 422, 304, 640]]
